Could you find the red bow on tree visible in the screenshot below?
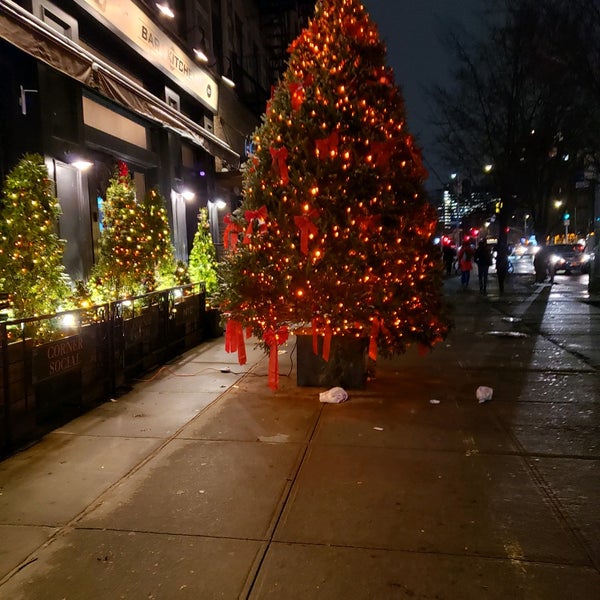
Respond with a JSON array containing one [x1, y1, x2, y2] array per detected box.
[[270, 146, 289, 185], [371, 141, 393, 169], [288, 82, 305, 111], [294, 209, 319, 255], [315, 131, 339, 158], [223, 214, 243, 251], [118, 160, 129, 181], [243, 205, 268, 243], [263, 326, 289, 390]]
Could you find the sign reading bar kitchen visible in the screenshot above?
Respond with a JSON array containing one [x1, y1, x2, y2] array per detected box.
[[75, 0, 218, 112], [33, 335, 84, 383]]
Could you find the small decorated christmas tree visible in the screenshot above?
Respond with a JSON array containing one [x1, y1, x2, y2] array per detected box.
[[188, 207, 219, 297], [218, 0, 449, 388], [90, 162, 154, 301], [143, 187, 178, 290], [0, 153, 71, 318]]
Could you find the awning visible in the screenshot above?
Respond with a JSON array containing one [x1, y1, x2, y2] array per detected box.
[[0, 0, 239, 167]]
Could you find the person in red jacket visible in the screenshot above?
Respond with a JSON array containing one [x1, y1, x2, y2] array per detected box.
[[458, 238, 474, 287]]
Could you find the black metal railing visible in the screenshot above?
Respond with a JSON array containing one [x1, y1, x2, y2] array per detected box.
[[0, 283, 210, 456]]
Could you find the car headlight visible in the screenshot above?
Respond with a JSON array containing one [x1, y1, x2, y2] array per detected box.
[[582, 253, 591, 263], [550, 254, 561, 265]]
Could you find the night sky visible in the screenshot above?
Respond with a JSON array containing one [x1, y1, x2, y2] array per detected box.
[[362, 0, 486, 192]]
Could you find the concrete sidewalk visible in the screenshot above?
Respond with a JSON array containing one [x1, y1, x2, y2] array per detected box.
[[0, 273, 598, 599]]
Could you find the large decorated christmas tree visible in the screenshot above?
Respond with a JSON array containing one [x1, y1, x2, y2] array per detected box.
[[0, 154, 71, 318], [218, 0, 449, 387]]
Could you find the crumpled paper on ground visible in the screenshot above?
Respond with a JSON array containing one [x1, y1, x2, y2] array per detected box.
[[319, 387, 349, 404], [476, 386, 494, 403]]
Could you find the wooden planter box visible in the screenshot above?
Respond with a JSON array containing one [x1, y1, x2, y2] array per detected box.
[[296, 334, 368, 389]]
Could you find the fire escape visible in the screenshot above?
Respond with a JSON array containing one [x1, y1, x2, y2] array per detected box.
[[257, 0, 313, 90]]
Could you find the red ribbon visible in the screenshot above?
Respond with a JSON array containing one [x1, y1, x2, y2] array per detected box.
[[288, 82, 305, 111], [263, 326, 289, 390], [310, 318, 333, 362], [369, 319, 380, 362], [223, 214, 242, 251], [270, 146, 289, 185], [243, 205, 268, 243], [225, 320, 247, 365], [371, 141, 393, 169], [368, 316, 390, 362], [294, 210, 319, 255], [315, 131, 339, 158], [118, 160, 129, 181]]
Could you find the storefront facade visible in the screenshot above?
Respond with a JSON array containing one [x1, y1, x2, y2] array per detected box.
[[0, 0, 246, 280]]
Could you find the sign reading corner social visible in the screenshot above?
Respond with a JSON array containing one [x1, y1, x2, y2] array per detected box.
[[75, 0, 218, 112]]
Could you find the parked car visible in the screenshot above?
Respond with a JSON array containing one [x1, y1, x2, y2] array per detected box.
[[548, 244, 591, 274]]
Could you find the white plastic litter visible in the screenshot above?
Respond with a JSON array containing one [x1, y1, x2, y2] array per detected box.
[[429, 399, 441, 404], [476, 386, 494, 403], [319, 387, 349, 404]]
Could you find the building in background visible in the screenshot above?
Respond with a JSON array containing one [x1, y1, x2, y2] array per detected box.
[[0, 0, 313, 278]]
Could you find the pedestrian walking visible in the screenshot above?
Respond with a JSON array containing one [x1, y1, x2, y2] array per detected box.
[[533, 243, 554, 284], [474, 239, 493, 294], [494, 244, 510, 294], [457, 238, 474, 287], [442, 243, 456, 276]]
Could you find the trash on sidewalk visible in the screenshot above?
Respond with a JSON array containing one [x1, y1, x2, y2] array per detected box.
[[484, 330, 528, 338], [373, 426, 384, 431], [429, 399, 441, 404], [319, 387, 349, 403], [476, 386, 494, 403]]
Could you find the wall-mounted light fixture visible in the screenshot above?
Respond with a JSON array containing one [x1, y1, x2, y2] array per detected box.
[[194, 47, 209, 63], [192, 28, 209, 63], [72, 159, 93, 171], [182, 189, 196, 201], [66, 152, 93, 171], [156, 2, 174, 18], [221, 57, 235, 88]]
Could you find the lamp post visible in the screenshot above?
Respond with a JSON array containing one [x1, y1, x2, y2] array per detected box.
[[524, 213, 529, 238]]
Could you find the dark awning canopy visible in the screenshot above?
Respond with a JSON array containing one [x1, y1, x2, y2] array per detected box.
[[0, 0, 239, 167]]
